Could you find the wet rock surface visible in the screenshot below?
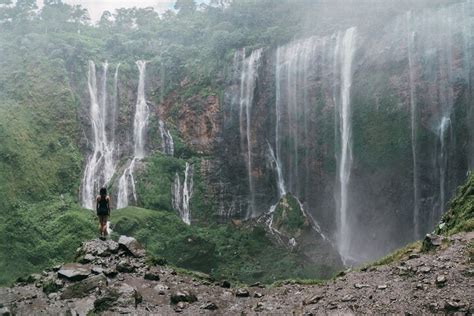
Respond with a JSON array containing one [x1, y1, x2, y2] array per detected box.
[[1, 233, 473, 314]]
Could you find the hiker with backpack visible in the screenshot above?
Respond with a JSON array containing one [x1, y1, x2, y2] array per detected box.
[[96, 187, 111, 238]]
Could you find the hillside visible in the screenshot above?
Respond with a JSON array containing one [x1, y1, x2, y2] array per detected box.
[[1, 173, 472, 314], [0, 0, 473, 304]]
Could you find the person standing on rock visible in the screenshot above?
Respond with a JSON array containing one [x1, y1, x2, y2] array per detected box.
[[96, 187, 111, 238]]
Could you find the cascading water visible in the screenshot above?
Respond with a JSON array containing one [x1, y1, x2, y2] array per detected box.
[[81, 61, 118, 209], [172, 162, 194, 225], [406, 12, 420, 239], [159, 119, 174, 156], [335, 27, 356, 264], [117, 60, 149, 208], [438, 116, 452, 221], [238, 48, 263, 218], [403, 2, 472, 234]]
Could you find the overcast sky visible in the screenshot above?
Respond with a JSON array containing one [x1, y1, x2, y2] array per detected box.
[[36, 0, 208, 21]]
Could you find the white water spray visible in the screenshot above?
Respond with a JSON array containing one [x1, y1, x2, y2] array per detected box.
[[173, 162, 194, 225], [238, 48, 263, 218], [336, 27, 357, 263], [81, 61, 118, 209], [117, 61, 149, 208], [159, 119, 174, 156]]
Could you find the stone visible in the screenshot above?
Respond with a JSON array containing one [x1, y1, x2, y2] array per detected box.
[[354, 283, 370, 289], [103, 267, 118, 278], [78, 239, 119, 258], [254, 292, 264, 298], [377, 285, 388, 290], [61, 274, 107, 299], [253, 301, 264, 312], [303, 295, 323, 305], [57, 263, 91, 281], [422, 234, 443, 251], [408, 253, 420, 260], [118, 236, 145, 258], [116, 283, 142, 308], [91, 266, 104, 274], [144, 268, 161, 281], [154, 284, 169, 295], [47, 293, 58, 300], [341, 295, 355, 302], [170, 291, 198, 304], [221, 280, 231, 288], [435, 275, 447, 287], [200, 301, 218, 310], [444, 300, 465, 311], [419, 266, 431, 273], [116, 260, 135, 273], [0, 307, 11, 316], [235, 288, 250, 297], [78, 254, 96, 264]]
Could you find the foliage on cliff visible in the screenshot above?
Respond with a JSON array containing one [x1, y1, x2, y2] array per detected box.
[[112, 207, 336, 284], [437, 172, 474, 235]]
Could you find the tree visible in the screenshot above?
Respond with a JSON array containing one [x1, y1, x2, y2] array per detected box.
[[98, 10, 113, 29], [70, 5, 90, 32], [174, 0, 196, 16]]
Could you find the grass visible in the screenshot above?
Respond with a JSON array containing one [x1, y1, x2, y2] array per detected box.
[[109, 207, 336, 284]]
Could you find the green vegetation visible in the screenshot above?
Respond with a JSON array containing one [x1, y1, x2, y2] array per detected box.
[[111, 207, 333, 284], [437, 172, 474, 235], [0, 196, 96, 285], [272, 194, 307, 237]]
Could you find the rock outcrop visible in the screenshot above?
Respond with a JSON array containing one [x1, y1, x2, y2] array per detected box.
[[1, 233, 472, 314]]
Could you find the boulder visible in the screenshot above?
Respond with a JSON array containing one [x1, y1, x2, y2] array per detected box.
[[235, 288, 250, 297], [0, 306, 11, 316], [61, 274, 107, 299], [154, 284, 169, 295], [57, 263, 91, 281], [117, 260, 135, 273], [118, 236, 145, 258], [200, 301, 218, 310], [78, 239, 119, 258], [170, 291, 198, 304], [303, 294, 323, 305], [144, 268, 161, 281]]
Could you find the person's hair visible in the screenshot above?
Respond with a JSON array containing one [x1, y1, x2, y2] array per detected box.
[[99, 187, 107, 196]]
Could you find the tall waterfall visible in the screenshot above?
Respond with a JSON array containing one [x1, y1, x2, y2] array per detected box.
[[81, 61, 119, 209], [238, 48, 263, 218], [406, 12, 420, 239], [403, 1, 473, 234], [335, 27, 357, 264], [173, 162, 194, 225], [117, 61, 149, 208]]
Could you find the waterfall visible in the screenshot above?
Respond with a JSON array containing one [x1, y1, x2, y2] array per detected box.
[[81, 61, 117, 209], [438, 116, 452, 220], [335, 27, 357, 264], [403, 2, 472, 234], [117, 60, 149, 208], [238, 48, 263, 218], [172, 162, 194, 225], [267, 143, 286, 197], [159, 119, 174, 156], [406, 12, 420, 239]]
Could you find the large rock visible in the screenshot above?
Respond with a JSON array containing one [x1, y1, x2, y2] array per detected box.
[[57, 263, 91, 281], [118, 236, 145, 258], [61, 274, 107, 299], [77, 239, 119, 258]]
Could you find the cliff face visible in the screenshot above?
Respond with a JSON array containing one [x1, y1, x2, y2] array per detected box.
[[140, 2, 473, 264]]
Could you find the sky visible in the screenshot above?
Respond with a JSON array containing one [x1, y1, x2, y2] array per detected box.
[[36, 0, 209, 21]]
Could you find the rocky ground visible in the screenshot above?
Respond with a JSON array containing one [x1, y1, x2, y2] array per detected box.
[[0, 232, 472, 315]]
